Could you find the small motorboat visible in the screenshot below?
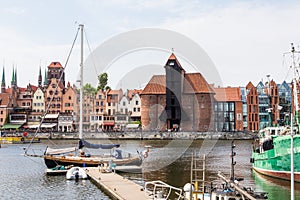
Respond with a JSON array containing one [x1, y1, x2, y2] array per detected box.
[[66, 167, 88, 180]]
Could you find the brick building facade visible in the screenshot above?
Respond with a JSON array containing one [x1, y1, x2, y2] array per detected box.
[[141, 53, 215, 132]]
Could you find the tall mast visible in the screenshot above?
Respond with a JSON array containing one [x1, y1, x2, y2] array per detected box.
[[79, 24, 84, 139], [290, 43, 300, 200]]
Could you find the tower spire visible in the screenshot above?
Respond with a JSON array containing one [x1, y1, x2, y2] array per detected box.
[[38, 65, 42, 86], [14, 67, 17, 86], [11, 67, 15, 86], [1, 65, 5, 93], [43, 68, 48, 86]]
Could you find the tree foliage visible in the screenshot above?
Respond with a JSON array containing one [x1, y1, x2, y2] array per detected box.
[[83, 83, 97, 95], [97, 73, 109, 91]]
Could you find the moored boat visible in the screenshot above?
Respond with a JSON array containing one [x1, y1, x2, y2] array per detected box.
[[251, 44, 300, 182], [66, 166, 88, 180], [24, 24, 147, 172], [251, 127, 300, 182]]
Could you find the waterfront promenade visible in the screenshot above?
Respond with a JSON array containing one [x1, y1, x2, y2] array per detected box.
[[37, 131, 256, 140]]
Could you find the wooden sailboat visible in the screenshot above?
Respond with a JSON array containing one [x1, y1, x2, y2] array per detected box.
[[25, 24, 146, 172]]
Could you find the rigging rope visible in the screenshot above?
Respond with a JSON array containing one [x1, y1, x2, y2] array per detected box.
[[84, 28, 99, 79], [25, 26, 80, 155]]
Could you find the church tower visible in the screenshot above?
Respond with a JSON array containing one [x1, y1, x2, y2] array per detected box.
[[46, 62, 65, 87], [38, 66, 42, 87], [1, 66, 5, 93], [11, 68, 15, 87], [43, 68, 48, 87]]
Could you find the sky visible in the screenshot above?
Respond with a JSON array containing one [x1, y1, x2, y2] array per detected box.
[[1, 0, 300, 90]]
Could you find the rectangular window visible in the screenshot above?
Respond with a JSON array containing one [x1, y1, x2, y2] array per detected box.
[[135, 101, 139, 105]]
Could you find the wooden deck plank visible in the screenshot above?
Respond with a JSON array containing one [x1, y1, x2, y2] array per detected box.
[[86, 167, 151, 200]]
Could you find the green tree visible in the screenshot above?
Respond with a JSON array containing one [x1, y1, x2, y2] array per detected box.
[[97, 73, 109, 91], [83, 83, 97, 95]]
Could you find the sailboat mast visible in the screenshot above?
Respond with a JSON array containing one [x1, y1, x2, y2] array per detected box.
[[79, 24, 84, 139]]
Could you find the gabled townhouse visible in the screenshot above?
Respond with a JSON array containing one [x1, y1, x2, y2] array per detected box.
[[127, 89, 142, 122], [90, 90, 106, 132]]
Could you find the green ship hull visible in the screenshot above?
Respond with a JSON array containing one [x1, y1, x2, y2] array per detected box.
[[252, 134, 300, 182]]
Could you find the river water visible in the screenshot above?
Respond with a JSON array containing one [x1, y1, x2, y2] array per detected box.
[[0, 139, 299, 200]]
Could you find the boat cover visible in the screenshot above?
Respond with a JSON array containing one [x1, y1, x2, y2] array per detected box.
[[79, 139, 120, 149], [46, 147, 77, 155]]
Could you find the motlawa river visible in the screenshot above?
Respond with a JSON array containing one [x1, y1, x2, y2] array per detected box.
[[0, 138, 299, 200]]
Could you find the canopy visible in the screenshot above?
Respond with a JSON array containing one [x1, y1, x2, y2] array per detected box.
[[1, 123, 23, 130], [26, 123, 56, 129], [79, 139, 120, 149], [126, 124, 139, 129], [44, 114, 59, 119]]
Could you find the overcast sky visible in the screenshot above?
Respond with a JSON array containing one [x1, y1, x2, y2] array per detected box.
[[1, 0, 300, 89]]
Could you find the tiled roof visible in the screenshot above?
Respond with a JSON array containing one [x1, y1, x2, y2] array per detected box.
[[127, 89, 143, 99], [141, 75, 166, 95], [141, 73, 214, 95], [48, 62, 63, 68], [213, 87, 241, 101], [108, 89, 123, 95], [166, 53, 185, 72], [184, 73, 214, 94], [0, 93, 10, 106]]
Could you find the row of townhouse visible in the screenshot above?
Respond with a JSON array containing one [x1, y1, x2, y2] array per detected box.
[[85, 89, 142, 132], [0, 62, 78, 133], [0, 62, 143, 133]]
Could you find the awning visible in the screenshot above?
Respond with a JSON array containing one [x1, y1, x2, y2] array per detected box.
[[1, 124, 23, 130], [44, 114, 59, 119], [103, 122, 114, 126], [126, 124, 139, 129], [26, 123, 57, 129], [41, 123, 57, 128]]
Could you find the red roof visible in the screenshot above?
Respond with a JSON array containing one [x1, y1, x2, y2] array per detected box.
[[166, 53, 185, 72], [213, 87, 241, 101], [0, 93, 10, 106], [141, 75, 166, 95], [127, 89, 143, 99], [141, 73, 214, 95], [48, 62, 63, 68]]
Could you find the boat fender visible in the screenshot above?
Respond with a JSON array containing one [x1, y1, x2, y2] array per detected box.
[[144, 151, 148, 158], [250, 158, 254, 163], [21, 137, 24, 142]]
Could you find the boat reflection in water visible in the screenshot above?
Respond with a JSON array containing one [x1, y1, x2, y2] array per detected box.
[[252, 170, 300, 200]]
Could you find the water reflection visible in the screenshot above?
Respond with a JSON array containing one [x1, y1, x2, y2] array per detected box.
[[1, 139, 300, 200]]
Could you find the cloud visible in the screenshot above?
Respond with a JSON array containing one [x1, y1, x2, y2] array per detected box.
[[4, 6, 26, 15], [160, 1, 300, 86]]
